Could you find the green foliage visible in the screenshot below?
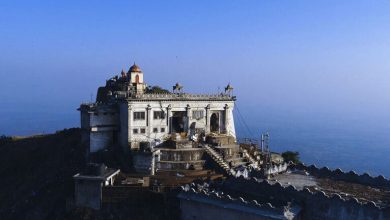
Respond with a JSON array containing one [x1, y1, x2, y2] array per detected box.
[[281, 151, 301, 164], [146, 86, 171, 94], [96, 86, 109, 102]]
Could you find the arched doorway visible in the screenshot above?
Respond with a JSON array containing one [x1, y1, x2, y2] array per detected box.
[[210, 113, 219, 133]]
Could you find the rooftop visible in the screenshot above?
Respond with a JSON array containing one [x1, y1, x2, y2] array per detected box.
[[73, 163, 120, 181], [269, 171, 390, 208]]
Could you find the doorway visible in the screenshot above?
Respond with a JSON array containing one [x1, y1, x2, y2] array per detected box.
[[210, 113, 219, 133], [170, 111, 188, 133]]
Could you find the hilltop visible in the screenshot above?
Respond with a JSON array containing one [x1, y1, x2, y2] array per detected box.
[[0, 128, 86, 219]]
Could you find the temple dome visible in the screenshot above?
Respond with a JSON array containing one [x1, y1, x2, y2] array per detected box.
[[128, 63, 142, 73]]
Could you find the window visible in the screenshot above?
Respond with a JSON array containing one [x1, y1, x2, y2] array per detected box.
[[153, 111, 165, 119], [140, 128, 146, 134], [133, 129, 138, 134], [153, 128, 158, 133], [133, 112, 145, 120], [161, 128, 165, 133], [192, 110, 204, 120]]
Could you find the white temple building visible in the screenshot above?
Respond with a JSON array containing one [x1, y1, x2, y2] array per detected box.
[[79, 63, 236, 154]]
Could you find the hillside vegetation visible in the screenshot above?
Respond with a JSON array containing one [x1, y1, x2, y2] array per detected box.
[[0, 128, 86, 219]]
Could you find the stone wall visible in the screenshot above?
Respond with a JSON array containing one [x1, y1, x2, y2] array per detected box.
[[178, 184, 301, 220], [159, 149, 204, 161], [74, 179, 102, 210], [223, 176, 390, 220], [79, 103, 119, 153], [132, 152, 153, 174], [290, 163, 390, 190], [90, 131, 114, 152]]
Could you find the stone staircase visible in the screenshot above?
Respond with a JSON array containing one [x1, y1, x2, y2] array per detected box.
[[203, 144, 236, 176], [243, 149, 261, 170], [225, 157, 247, 167]]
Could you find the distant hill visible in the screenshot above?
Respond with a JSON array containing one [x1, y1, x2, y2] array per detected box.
[[0, 128, 86, 219]]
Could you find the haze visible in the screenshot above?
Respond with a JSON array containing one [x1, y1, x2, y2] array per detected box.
[[1, 1, 390, 174]]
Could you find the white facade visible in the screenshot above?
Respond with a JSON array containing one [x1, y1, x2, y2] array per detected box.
[[79, 64, 237, 153], [79, 105, 118, 152], [123, 98, 236, 150]]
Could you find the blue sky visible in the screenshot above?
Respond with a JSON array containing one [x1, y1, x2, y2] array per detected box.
[[1, 0, 390, 135]]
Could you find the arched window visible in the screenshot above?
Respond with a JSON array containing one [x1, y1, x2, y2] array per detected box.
[[135, 74, 140, 83]]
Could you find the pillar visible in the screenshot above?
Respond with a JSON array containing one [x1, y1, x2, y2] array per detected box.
[[128, 104, 133, 150], [147, 104, 152, 138], [186, 104, 191, 133], [151, 153, 155, 176], [151, 149, 160, 176], [167, 105, 172, 133], [224, 104, 229, 134], [205, 104, 211, 133]]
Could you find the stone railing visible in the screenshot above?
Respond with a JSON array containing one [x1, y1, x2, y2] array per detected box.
[[290, 163, 390, 190], [265, 163, 288, 175], [249, 163, 288, 177], [131, 93, 234, 101]]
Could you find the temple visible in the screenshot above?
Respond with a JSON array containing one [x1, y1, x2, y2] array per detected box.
[[79, 63, 244, 174], [74, 64, 390, 219], [80, 63, 235, 153]]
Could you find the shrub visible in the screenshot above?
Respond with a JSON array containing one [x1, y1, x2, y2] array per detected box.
[[281, 151, 301, 164], [146, 86, 171, 94]]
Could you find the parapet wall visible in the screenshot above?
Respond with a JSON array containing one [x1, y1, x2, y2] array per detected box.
[[290, 163, 390, 190], [223, 176, 390, 220], [132, 93, 235, 101], [178, 183, 298, 220]]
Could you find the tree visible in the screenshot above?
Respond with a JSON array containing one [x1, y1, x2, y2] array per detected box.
[[281, 151, 301, 164], [146, 86, 171, 94]]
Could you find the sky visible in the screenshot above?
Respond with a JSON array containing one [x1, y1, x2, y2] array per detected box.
[[1, 0, 390, 137], [1, 0, 390, 175]]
